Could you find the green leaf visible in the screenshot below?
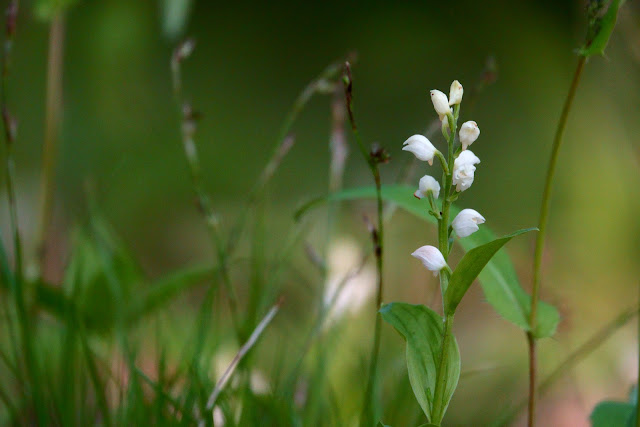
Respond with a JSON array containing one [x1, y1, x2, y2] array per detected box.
[[590, 401, 635, 427], [299, 185, 560, 338], [579, 0, 626, 57], [444, 228, 536, 316], [380, 303, 460, 422]]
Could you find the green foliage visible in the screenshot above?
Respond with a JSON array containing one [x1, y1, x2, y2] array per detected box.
[[302, 185, 560, 338], [579, 0, 626, 57], [444, 228, 536, 316], [380, 303, 460, 424], [590, 386, 638, 427], [62, 217, 142, 332]]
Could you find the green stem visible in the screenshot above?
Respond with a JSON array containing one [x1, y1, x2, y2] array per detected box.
[[36, 13, 65, 278], [431, 314, 454, 425], [527, 55, 586, 427], [170, 44, 242, 341], [431, 104, 458, 426], [361, 165, 384, 425], [344, 63, 386, 426]]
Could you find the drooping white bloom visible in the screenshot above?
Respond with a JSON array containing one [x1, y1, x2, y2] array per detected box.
[[452, 209, 486, 238], [430, 89, 452, 118], [449, 80, 463, 105], [452, 150, 481, 192], [411, 245, 448, 276], [402, 134, 437, 165], [459, 121, 480, 150], [414, 175, 440, 199]]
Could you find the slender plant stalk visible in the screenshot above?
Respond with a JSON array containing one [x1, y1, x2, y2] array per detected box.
[[431, 107, 458, 426], [205, 299, 282, 412], [2, 2, 47, 424], [170, 41, 242, 339], [2, 0, 21, 282], [527, 55, 586, 427], [341, 62, 387, 426], [36, 13, 65, 278]]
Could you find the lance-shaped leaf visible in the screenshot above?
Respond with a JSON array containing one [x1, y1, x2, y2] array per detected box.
[[380, 303, 460, 422], [297, 185, 560, 338], [444, 228, 536, 316]]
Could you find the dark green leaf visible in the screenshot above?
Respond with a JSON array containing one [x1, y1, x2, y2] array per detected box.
[[301, 185, 560, 338], [380, 303, 460, 422], [590, 401, 634, 427], [444, 228, 536, 316], [579, 0, 626, 57]]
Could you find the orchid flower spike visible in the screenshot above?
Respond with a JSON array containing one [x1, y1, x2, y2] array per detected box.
[[411, 245, 448, 276], [452, 150, 481, 192], [459, 121, 480, 150], [414, 175, 440, 199], [449, 80, 463, 106], [402, 134, 437, 165], [430, 89, 452, 119], [452, 209, 486, 238]]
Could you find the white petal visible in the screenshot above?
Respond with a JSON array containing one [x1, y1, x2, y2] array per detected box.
[[402, 134, 437, 163], [411, 245, 447, 273], [452, 208, 486, 238], [430, 90, 452, 117], [452, 151, 480, 192], [449, 80, 463, 105], [415, 175, 440, 199], [459, 121, 480, 150]]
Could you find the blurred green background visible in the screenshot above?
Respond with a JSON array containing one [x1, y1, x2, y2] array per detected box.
[[2, 0, 640, 425]]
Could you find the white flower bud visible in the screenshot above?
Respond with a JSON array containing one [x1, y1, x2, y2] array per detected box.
[[459, 121, 480, 150], [402, 134, 437, 165], [449, 80, 463, 105], [452, 150, 480, 192], [414, 175, 440, 199], [451, 209, 486, 238], [430, 89, 452, 117], [411, 245, 448, 276]]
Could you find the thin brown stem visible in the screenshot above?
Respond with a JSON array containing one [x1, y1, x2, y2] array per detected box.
[[526, 331, 536, 427], [527, 56, 586, 426]]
